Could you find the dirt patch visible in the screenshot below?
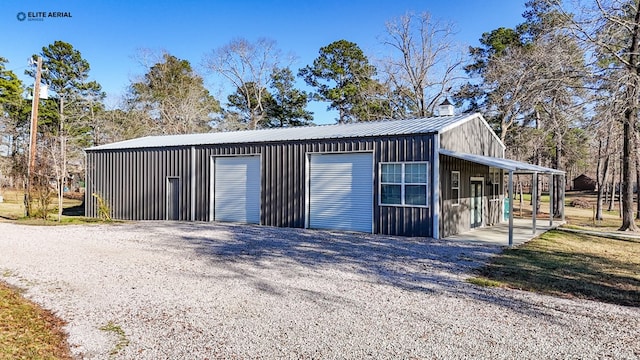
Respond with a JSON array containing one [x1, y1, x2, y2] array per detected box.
[[570, 198, 592, 208]]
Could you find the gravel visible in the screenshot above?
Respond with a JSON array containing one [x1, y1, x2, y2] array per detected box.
[[0, 221, 638, 359]]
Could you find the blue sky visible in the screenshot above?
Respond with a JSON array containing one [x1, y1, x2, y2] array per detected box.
[[1, 0, 527, 124]]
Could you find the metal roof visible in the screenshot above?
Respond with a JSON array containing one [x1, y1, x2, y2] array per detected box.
[[87, 113, 482, 151], [440, 149, 565, 175]]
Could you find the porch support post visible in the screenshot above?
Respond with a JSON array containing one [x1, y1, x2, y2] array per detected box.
[[190, 146, 196, 221], [549, 173, 554, 227], [508, 170, 514, 247], [561, 174, 565, 222], [532, 172, 537, 234], [432, 136, 440, 239]]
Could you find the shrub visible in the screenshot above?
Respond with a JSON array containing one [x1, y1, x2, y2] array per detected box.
[[91, 193, 111, 221]]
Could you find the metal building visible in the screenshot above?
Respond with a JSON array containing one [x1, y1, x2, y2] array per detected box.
[[85, 112, 563, 240]]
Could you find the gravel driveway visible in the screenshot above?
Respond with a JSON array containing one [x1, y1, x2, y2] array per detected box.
[[0, 221, 638, 359]]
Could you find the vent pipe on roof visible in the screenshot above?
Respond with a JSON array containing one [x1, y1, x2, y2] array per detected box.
[[436, 98, 455, 116]]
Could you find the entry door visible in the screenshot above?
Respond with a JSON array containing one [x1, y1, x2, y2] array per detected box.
[[166, 177, 180, 220], [470, 180, 483, 228]]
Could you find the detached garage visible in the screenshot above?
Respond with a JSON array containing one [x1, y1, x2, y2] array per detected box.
[[85, 112, 563, 239]]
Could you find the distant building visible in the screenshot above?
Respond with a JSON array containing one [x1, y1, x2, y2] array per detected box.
[[572, 174, 596, 191]]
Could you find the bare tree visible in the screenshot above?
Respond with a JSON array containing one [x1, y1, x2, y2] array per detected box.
[[482, 45, 543, 142], [589, 79, 624, 220], [552, 0, 640, 230], [380, 12, 463, 117], [204, 38, 286, 129]]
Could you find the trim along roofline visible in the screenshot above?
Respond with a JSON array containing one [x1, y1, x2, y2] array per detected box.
[[87, 113, 488, 152]]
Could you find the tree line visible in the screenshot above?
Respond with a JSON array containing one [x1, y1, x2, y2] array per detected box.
[[1, 0, 640, 230], [0, 10, 460, 215]]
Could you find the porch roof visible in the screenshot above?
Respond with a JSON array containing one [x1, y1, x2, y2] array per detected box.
[[440, 149, 565, 175]]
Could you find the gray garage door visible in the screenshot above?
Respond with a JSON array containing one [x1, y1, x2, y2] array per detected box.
[[213, 156, 261, 224], [308, 152, 373, 232]]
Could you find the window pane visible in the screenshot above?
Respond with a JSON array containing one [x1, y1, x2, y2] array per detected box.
[[381, 184, 402, 204], [405, 185, 427, 205], [405, 163, 427, 183], [452, 171, 459, 188], [381, 164, 402, 183], [452, 188, 459, 204]]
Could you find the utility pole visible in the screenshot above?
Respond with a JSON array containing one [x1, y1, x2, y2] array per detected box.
[[25, 56, 43, 217], [57, 96, 65, 222]]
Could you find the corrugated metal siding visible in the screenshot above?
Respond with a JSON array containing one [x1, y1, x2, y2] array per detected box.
[[439, 155, 494, 238], [85, 148, 193, 221], [86, 134, 434, 237], [440, 117, 503, 157], [374, 136, 433, 237]]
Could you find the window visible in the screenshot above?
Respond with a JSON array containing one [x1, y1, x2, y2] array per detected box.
[[451, 171, 460, 206], [490, 169, 501, 199], [380, 162, 428, 207]]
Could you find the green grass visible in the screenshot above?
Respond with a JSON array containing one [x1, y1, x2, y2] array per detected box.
[[14, 216, 113, 226], [100, 321, 130, 357], [469, 230, 640, 307], [0, 282, 72, 359], [512, 190, 640, 231], [0, 188, 115, 225], [513, 193, 550, 203]]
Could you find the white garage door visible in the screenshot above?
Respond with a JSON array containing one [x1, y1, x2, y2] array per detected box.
[[308, 152, 373, 232], [213, 156, 261, 224]]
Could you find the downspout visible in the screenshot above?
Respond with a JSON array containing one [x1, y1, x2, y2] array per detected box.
[[190, 146, 196, 221], [549, 174, 554, 227], [532, 172, 537, 235], [432, 134, 440, 239], [561, 174, 566, 222], [84, 150, 89, 218]]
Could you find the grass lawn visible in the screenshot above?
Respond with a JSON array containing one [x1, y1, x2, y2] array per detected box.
[[470, 228, 640, 307], [0, 282, 72, 359], [0, 188, 103, 224], [472, 190, 640, 307], [512, 190, 640, 230]]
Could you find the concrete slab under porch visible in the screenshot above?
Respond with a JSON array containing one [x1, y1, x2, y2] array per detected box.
[[443, 218, 564, 246]]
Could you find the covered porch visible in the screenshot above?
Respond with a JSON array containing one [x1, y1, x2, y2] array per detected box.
[[444, 218, 564, 246], [440, 149, 566, 246]]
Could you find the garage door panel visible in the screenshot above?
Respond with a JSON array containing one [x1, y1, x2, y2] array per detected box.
[[214, 156, 260, 224], [309, 153, 373, 232]]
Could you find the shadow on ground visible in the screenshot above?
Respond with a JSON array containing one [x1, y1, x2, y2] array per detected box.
[[62, 201, 85, 216], [123, 221, 619, 322], [130, 222, 501, 293]]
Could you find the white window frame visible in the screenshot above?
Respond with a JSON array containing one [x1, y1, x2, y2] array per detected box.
[[451, 171, 460, 206], [379, 162, 429, 208], [490, 168, 501, 200]]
